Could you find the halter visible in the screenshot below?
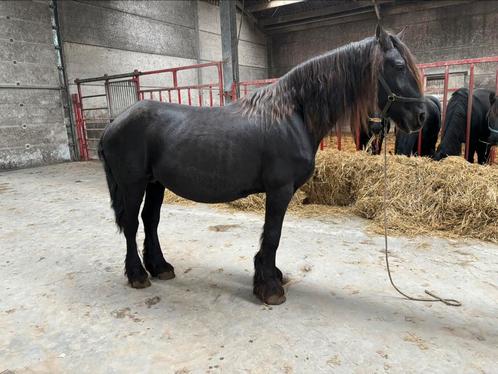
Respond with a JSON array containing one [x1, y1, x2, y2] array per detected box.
[[378, 75, 426, 118], [368, 75, 426, 136], [488, 118, 498, 135], [484, 112, 498, 143]]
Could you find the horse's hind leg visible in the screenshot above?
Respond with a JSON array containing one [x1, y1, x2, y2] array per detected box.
[[122, 181, 150, 288], [254, 184, 294, 305], [141, 182, 175, 280]]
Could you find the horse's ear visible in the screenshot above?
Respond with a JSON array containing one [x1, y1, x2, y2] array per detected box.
[[375, 24, 382, 39], [396, 26, 408, 41], [490, 92, 496, 105], [375, 24, 392, 50]]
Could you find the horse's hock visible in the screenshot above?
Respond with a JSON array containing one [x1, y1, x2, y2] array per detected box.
[[1, 161, 497, 372]]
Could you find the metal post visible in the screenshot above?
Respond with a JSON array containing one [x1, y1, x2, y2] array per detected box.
[[104, 78, 112, 121], [417, 68, 425, 156], [76, 83, 89, 160], [464, 64, 474, 161], [441, 65, 450, 136], [217, 62, 224, 105], [231, 82, 237, 101], [491, 69, 498, 164], [71, 94, 84, 160], [193, 0, 203, 105], [173, 71, 181, 104], [133, 70, 141, 101], [50, 0, 78, 160], [220, 0, 239, 103]]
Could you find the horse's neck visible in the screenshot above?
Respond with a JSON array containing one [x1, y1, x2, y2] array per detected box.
[[287, 54, 365, 139]]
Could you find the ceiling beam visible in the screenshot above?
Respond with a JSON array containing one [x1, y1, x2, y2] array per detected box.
[[236, 1, 263, 29], [263, 0, 471, 34], [247, 0, 306, 13], [259, 1, 385, 27]]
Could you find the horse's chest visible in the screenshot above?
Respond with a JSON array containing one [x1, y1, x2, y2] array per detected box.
[[295, 156, 315, 187]]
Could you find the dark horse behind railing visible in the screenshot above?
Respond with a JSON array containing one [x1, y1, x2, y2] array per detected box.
[[98, 25, 425, 305], [434, 88, 497, 164], [395, 95, 441, 157], [353, 119, 391, 155], [489, 92, 498, 143]]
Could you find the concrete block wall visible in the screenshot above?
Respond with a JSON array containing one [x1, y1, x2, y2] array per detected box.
[[57, 0, 268, 158], [61, 0, 268, 95], [0, 0, 71, 169], [197, 0, 267, 83], [58, 0, 202, 157], [269, 1, 498, 88], [59, 0, 200, 90]]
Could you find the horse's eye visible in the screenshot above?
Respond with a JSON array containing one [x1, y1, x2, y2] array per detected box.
[[395, 63, 405, 71]]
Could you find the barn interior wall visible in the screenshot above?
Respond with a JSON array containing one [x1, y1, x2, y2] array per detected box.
[[269, 1, 498, 88], [1, 0, 269, 167], [60, 0, 268, 94], [197, 1, 267, 83], [59, 0, 200, 97], [0, 0, 71, 169]]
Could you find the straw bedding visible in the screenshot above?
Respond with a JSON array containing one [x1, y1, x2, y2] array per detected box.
[[305, 150, 498, 242], [164, 148, 498, 243]]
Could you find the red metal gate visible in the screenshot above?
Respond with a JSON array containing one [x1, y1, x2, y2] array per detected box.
[[72, 62, 223, 160]]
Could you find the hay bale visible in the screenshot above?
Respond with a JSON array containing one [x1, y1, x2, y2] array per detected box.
[[163, 191, 195, 206], [305, 149, 498, 242], [164, 190, 303, 213]]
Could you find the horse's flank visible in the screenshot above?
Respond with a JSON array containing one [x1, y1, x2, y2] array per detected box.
[[238, 33, 421, 140]]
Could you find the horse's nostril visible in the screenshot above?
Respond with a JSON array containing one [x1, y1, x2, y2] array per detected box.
[[418, 111, 426, 123]]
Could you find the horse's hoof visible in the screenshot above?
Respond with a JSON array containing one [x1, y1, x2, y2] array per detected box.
[[254, 279, 286, 305], [157, 270, 175, 280], [265, 294, 287, 305], [130, 278, 151, 289]]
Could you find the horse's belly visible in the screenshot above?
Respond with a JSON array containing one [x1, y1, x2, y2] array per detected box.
[[153, 151, 263, 203], [160, 169, 262, 203]]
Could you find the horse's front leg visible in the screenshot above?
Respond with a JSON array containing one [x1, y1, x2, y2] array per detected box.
[[254, 184, 294, 305]]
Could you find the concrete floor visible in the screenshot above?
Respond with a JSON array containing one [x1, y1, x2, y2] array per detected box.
[[1, 162, 497, 373]]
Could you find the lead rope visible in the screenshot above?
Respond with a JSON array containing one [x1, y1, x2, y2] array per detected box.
[[382, 127, 461, 307]]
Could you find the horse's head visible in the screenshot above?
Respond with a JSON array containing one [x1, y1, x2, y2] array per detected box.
[[487, 92, 498, 144], [375, 25, 426, 134]]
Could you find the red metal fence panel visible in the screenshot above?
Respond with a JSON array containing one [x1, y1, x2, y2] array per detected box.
[[72, 62, 223, 159], [72, 57, 498, 163]]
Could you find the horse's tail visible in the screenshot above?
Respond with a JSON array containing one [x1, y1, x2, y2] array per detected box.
[[98, 137, 125, 232]]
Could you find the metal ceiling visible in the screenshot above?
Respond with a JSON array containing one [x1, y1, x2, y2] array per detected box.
[[242, 0, 392, 32], [203, 0, 471, 34]]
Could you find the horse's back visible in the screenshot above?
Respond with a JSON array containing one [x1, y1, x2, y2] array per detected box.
[[100, 100, 267, 202]]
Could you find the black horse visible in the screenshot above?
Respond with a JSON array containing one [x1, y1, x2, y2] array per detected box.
[[395, 96, 441, 157], [98, 25, 425, 305], [434, 88, 496, 164], [353, 119, 391, 155], [489, 92, 498, 144]]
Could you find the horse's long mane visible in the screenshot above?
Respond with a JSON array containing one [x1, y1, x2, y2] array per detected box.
[[239, 32, 421, 139]]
